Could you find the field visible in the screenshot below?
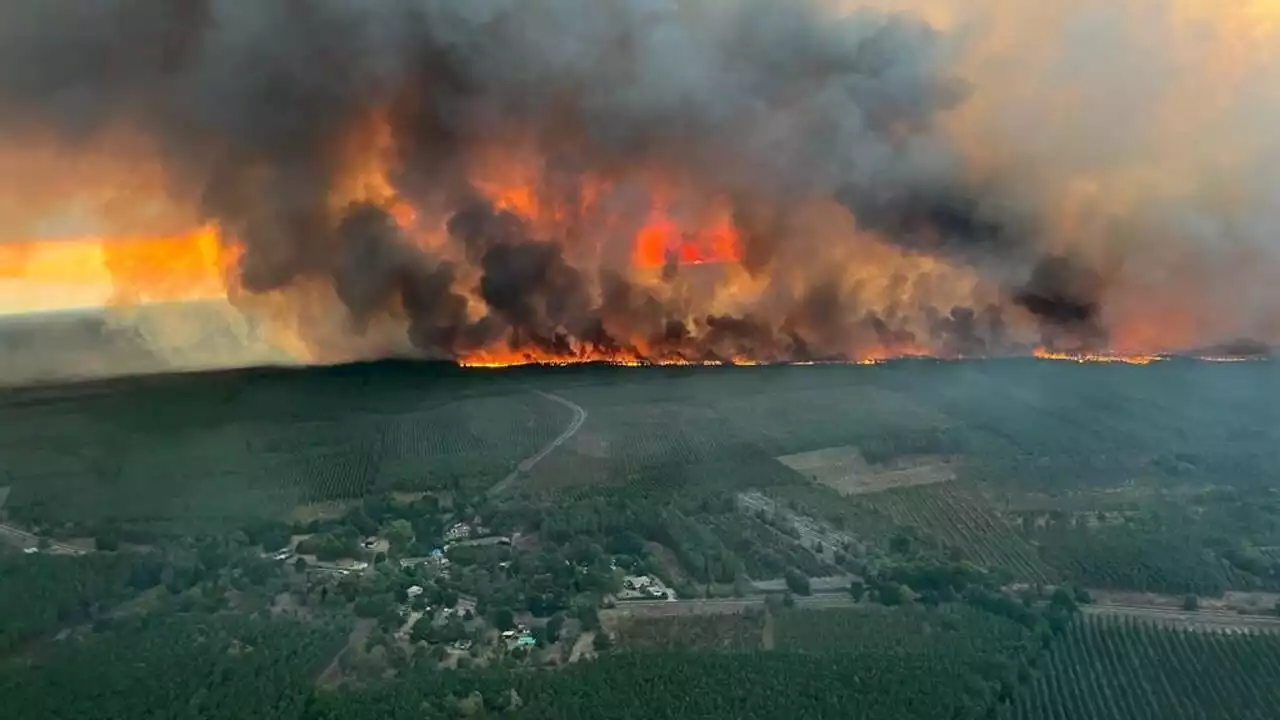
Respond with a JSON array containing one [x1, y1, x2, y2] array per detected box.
[[1010, 615, 1280, 720], [4, 358, 1280, 594], [774, 604, 1030, 655], [776, 446, 956, 495], [611, 608, 765, 650], [5, 358, 1280, 720], [863, 483, 1059, 583]]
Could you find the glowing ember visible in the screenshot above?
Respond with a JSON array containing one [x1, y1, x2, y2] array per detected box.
[[1033, 349, 1164, 365]]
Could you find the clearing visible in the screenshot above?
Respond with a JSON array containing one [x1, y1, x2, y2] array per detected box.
[[776, 445, 955, 495]]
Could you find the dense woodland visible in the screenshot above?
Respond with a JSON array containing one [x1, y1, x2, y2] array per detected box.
[[3, 360, 1280, 717]]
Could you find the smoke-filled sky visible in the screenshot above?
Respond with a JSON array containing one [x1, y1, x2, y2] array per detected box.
[[0, 0, 1277, 367]]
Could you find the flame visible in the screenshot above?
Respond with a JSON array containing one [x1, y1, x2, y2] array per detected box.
[[631, 198, 744, 269], [1033, 348, 1164, 365]]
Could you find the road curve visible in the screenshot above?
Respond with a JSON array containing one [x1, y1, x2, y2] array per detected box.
[[488, 390, 587, 496]]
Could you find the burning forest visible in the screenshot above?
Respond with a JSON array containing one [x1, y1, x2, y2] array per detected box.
[[1, 0, 1278, 369]]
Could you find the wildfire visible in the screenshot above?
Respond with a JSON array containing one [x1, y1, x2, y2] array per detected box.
[[1033, 348, 1165, 365]]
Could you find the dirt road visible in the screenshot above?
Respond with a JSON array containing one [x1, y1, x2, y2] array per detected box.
[[488, 390, 587, 497], [316, 618, 374, 687]]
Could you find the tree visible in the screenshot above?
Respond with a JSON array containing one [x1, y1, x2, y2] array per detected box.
[[592, 631, 612, 652], [1050, 588, 1078, 614], [293, 556, 307, 573], [546, 613, 566, 643], [410, 617, 432, 644], [456, 691, 484, 717], [878, 582, 905, 606], [354, 596, 393, 619], [577, 603, 600, 631], [493, 607, 516, 632], [784, 568, 812, 596], [1183, 594, 1200, 611], [386, 519, 414, 554], [259, 528, 291, 553], [848, 580, 866, 602]]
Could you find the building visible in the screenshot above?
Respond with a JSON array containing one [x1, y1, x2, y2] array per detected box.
[[619, 574, 676, 601], [406, 585, 424, 599], [445, 523, 472, 541]]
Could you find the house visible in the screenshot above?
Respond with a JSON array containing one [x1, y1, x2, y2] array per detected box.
[[406, 585, 424, 599], [445, 523, 472, 541], [362, 537, 378, 549], [619, 574, 676, 601], [516, 635, 536, 647]]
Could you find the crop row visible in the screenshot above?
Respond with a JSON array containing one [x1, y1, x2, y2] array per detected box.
[[1011, 615, 1280, 720], [867, 484, 1057, 583]]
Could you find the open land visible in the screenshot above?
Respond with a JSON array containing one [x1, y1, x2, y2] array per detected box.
[[3, 358, 1280, 720]]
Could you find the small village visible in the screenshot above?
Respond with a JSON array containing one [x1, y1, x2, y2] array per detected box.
[[254, 514, 680, 674]]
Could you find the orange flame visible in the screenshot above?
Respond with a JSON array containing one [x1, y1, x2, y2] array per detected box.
[[1033, 348, 1164, 365]]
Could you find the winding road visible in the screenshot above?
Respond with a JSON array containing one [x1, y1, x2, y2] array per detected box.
[[487, 390, 587, 497]]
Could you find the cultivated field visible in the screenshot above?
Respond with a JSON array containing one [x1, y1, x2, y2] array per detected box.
[[4, 358, 1280, 598], [1011, 615, 1280, 720], [776, 446, 956, 495]]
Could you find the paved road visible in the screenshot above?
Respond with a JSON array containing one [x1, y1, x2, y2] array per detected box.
[[607, 594, 856, 616], [488, 390, 587, 496], [0, 523, 86, 554], [1083, 603, 1280, 633]]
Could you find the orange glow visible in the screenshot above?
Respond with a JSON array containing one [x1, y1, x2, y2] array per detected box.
[[631, 202, 743, 269], [1033, 348, 1164, 365], [101, 226, 239, 305]]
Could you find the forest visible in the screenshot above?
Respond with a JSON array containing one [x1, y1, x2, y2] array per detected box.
[[3, 359, 1280, 718]]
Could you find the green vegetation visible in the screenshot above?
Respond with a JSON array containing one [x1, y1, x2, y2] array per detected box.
[[866, 484, 1058, 583], [1011, 616, 1280, 720], [0, 552, 141, 653], [775, 604, 1028, 655], [0, 615, 348, 720], [307, 649, 996, 720], [613, 609, 765, 650], [0, 362, 570, 534], [2, 359, 1280, 719]]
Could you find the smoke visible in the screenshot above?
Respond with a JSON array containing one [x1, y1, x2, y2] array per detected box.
[[0, 0, 1277, 364]]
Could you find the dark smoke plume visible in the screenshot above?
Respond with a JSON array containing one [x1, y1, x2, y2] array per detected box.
[[0, 0, 1103, 361]]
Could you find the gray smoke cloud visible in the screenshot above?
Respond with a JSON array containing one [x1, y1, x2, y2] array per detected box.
[[0, 0, 1100, 362]]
